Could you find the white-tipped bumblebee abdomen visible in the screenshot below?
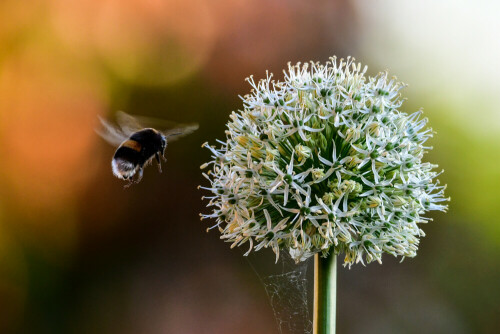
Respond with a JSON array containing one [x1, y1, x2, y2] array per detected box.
[[111, 158, 137, 179]]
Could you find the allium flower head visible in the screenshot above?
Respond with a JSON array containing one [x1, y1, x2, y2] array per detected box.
[[200, 57, 448, 266]]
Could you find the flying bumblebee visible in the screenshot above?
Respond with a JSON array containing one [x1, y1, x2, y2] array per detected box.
[[98, 111, 198, 186]]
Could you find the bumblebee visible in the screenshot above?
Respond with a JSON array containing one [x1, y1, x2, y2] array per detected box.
[[98, 111, 198, 186]]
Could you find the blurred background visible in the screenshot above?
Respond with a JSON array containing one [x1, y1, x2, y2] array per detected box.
[[0, 0, 499, 333]]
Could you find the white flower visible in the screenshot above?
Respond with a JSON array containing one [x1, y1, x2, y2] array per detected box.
[[295, 144, 312, 162], [311, 168, 325, 181], [201, 56, 449, 266]]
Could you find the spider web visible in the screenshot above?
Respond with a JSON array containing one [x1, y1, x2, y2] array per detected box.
[[246, 252, 313, 334]]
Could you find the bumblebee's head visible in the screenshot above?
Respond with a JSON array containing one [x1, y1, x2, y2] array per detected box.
[[160, 135, 167, 155]]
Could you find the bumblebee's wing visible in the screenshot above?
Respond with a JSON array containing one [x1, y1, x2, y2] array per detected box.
[[115, 111, 148, 135], [103, 111, 198, 143], [117, 111, 195, 132], [118, 110, 199, 143], [96, 116, 129, 146], [163, 123, 199, 143]]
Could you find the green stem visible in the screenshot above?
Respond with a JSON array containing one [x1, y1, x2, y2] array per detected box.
[[313, 254, 337, 334]]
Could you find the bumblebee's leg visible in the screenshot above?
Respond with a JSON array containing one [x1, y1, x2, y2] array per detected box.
[[135, 167, 144, 183], [124, 176, 134, 188], [155, 152, 162, 173]]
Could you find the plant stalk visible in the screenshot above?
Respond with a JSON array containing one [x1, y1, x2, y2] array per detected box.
[[313, 254, 337, 334]]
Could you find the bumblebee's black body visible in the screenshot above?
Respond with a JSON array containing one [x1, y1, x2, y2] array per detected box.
[[112, 128, 166, 184], [113, 128, 165, 166]]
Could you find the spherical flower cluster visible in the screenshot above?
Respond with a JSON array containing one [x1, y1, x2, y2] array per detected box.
[[200, 57, 448, 266]]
